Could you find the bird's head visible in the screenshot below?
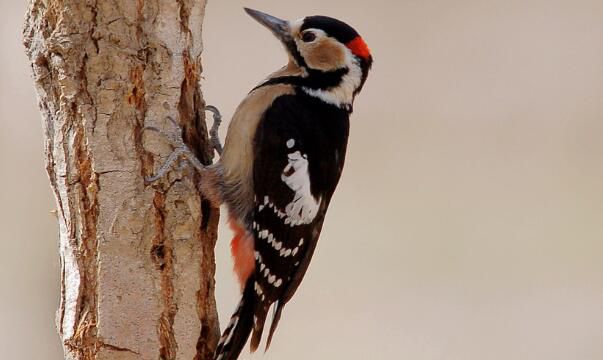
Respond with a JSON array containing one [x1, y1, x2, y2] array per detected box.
[[245, 8, 373, 107]]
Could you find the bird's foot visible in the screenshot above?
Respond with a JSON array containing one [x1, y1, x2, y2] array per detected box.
[[206, 105, 223, 156], [143, 105, 223, 184]]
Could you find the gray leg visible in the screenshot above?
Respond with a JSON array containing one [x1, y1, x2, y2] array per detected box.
[[144, 105, 223, 183], [205, 105, 223, 155]]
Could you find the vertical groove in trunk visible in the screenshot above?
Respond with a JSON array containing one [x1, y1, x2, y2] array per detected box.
[[22, 0, 220, 359]]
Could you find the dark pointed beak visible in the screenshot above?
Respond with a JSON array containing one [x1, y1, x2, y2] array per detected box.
[[244, 8, 292, 43]]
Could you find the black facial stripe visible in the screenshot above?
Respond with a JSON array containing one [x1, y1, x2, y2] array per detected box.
[[301, 15, 359, 44], [284, 39, 307, 69]]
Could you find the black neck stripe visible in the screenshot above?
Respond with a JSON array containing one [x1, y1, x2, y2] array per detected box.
[[251, 67, 348, 93]]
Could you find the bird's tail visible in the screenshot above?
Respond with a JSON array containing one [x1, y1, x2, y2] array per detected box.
[[214, 280, 256, 360], [264, 302, 284, 351]]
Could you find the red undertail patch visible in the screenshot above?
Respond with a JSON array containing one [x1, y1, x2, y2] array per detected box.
[[346, 36, 371, 60], [229, 218, 255, 291]]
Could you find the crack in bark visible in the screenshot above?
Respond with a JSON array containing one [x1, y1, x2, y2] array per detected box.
[[124, 10, 181, 356], [194, 205, 220, 360], [177, 0, 192, 37], [98, 341, 140, 355], [178, 50, 212, 164], [71, 117, 101, 360], [175, 4, 220, 356], [151, 191, 178, 359]]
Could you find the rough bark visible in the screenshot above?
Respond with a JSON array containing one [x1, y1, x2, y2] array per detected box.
[[22, 0, 220, 359]]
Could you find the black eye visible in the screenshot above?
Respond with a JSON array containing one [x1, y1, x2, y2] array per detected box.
[[301, 31, 316, 42]]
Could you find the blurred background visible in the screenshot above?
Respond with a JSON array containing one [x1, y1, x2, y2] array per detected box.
[[2, 0, 603, 359]]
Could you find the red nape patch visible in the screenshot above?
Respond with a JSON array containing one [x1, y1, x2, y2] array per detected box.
[[346, 36, 371, 60], [229, 218, 255, 291]]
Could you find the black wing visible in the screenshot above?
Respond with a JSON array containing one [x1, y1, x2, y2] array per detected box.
[[249, 93, 350, 350]]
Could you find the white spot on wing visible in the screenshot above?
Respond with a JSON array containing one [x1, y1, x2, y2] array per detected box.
[[254, 282, 263, 295], [286, 139, 295, 148], [281, 151, 321, 225]]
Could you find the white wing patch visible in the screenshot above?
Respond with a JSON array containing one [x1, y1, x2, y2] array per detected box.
[[281, 150, 321, 225]]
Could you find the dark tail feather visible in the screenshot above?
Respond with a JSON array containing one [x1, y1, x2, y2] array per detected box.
[[214, 280, 255, 360], [265, 301, 284, 351], [249, 305, 269, 352]]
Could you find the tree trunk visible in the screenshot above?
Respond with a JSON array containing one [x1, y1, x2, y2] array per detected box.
[[22, 1, 220, 359]]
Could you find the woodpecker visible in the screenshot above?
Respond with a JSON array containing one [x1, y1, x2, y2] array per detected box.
[[212, 8, 372, 360], [146, 7, 372, 360]]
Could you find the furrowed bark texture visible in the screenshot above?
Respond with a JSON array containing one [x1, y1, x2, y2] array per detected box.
[[23, 1, 220, 359]]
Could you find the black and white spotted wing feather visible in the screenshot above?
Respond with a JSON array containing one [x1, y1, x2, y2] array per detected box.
[[249, 93, 350, 350]]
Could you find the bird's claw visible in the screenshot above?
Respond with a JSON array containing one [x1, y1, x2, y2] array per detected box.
[[142, 105, 223, 184], [206, 105, 223, 155]]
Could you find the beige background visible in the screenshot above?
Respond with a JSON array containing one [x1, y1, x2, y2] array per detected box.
[[2, 0, 603, 359]]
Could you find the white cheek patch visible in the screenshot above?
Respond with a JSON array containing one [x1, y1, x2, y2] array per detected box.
[[281, 150, 321, 225]]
